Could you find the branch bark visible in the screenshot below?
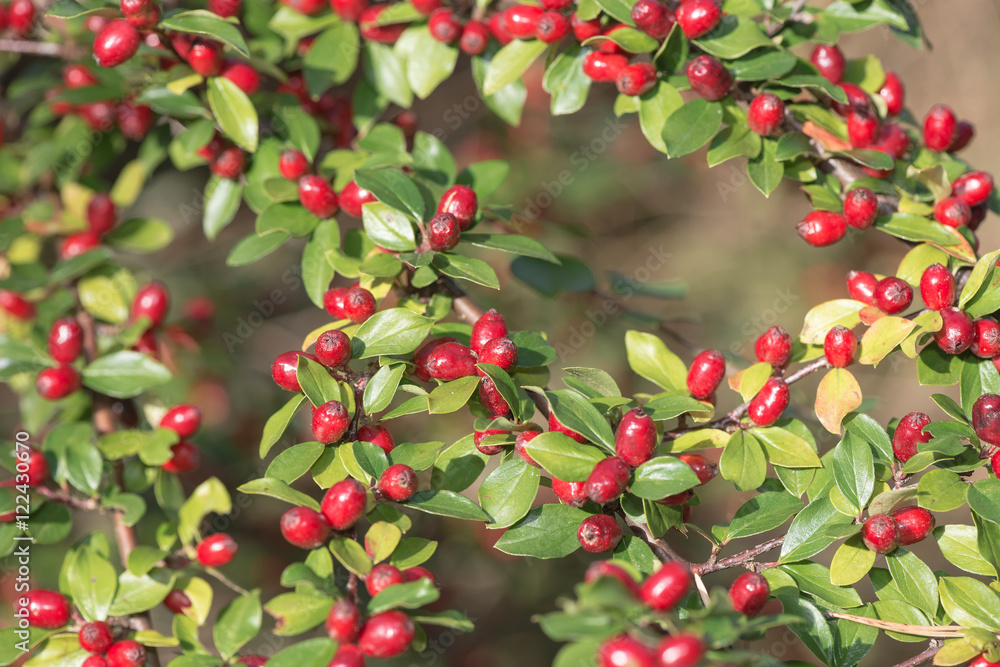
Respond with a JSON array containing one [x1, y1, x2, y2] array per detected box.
[[693, 535, 785, 575], [0, 38, 84, 57], [890, 641, 943, 667]]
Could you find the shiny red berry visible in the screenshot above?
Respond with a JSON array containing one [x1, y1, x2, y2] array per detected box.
[[729, 572, 769, 617], [876, 122, 910, 158], [60, 232, 101, 259], [437, 184, 478, 230], [471, 309, 508, 353], [949, 121, 975, 152], [577, 514, 623, 553], [427, 212, 461, 251], [312, 400, 350, 444], [163, 589, 191, 614], [0, 290, 34, 319], [831, 82, 871, 117], [162, 441, 201, 474], [379, 463, 417, 502], [748, 377, 789, 427], [271, 350, 311, 391], [890, 505, 935, 546], [640, 561, 690, 611], [299, 175, 339, 218], [209, 0, 242, 16], [24, 449, 49, 486], [106, 640, 145, 667], [159, 404, 202, 438], [479, 377, 511, 417], [847, 111, 879, 148], [597, 635, 655, 667], [478, 337, 518, 372], [952, 171, 994, 207], [22, 590, 70, 629], [874, 276, 913, 314], [847, 270, 878, 305], [536, 11, 571, 42], [685, 54, 730, 101], [87, 192, 117, 235], [810, 44, 845, 83], [474, 428, 509, 455], [326, 599, 362, 643], [585, 561, 641, 597], [48, 317, 83, 364], [824, 325, 858, 368], [37, 365, 81, 400], [428, 8, 461, 43], [584, 457, 631, 504], [315, 329, 352, 368], [552, 478, 587, 506], [892, 411, 930, 463], [343, 286, 376, 323], [117, 104, 154, 142], [843, 187, 878, 229], [459, 19, 490, 55], [879, 71, 904, 116], [366, 563, 404, 597], [755, 326, 791, 368], [120, 0, 160, 29], [676, 0, 720, 38], [679, 453, 717, 486], [323, 287, 349, 319], [132, 281, 170, 328], [280, 506, 331, 549], [571, 13, 601, 41], [426, 341, 478, 380], [862, 514, 898, 554], [972, 319, 1000, 359], [924, 105, 958, 152], [968, 655, 1000, 667], [973, 394, 1000, 446], [9, 0, 35, 36], [338, 181, 377, 216], [747, 93, 784, 136], [328, 645, 364, 667], [616, 63, 657, 97], [631, 0, 674, 38], [79, 621, 114, 654], [797, 210, 847, 247], [358, 610, 414, 658], [359, 5, 407, 43], [321, 478, 368, 530], [656, 634, 704, 667], [583, 52, 629, 82], [934, 307, 974, 354], [686, 349, 725, 400], [920, 264, 954, 310], [358, 423, 395, 454], [503, 4, 543, 39], [934, 196, 972, 228], [614, 408, 657, 467], [196, 533, 237, 567], [514, 430, 541, 467]]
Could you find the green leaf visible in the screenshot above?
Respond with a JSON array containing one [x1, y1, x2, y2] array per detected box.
[[177, 477, 232, 544], [408, 490, 490, 521], [46, 0, 108, 19], [800, 299, 866, 344], [624, 330, 687, 393], [367, 578, 440, 614], [780, 497, 854, 563], [238, 477, 321, 511], [329, 537, 372, 576], [105, 218, 174, 253], [934, 525, 995, 577], [875, 213, 964, 246], [592, 0, 634, 24], [781, 561, 862, 608], [472, 48, 526, 126], [202, 175, 243, 240], [257, 202, 321, 237], [630, 458, 700, 500], [226, 232, 290, 267], [747, 136, 783, 197], [479, 459, 540, 529], [939, 577, 1000, 631], [364, 363, 406, 415], [663, 100, 722, 157], [108, 569, 176, 616], [917, 469, 968, 512], [433, 253, 500, 289], [494, 504, 589, 558], [693, 16, 773, 59], [304, 22, 360, 95], [213, 591, 262, 659], [483, 39, 548, 96], [843, 413, 894, 461], [832, 431, 874, 512], [726, 491, 803, 542], [886, 548, 938, 616], [160, 9, 250, 55], [266, 638, 337, 666], [546, 389, 615, 449], [260, 395, 308, 458], [830, 534, 876, 586], [639, 82, 683, 154], [542, 44, 592, 116], [959, 250, 1000, 308], [523, 431, 605, 481], [706, 123, 761, 167], [68, 547, 117, 621], [477, 363, 521, 420], [396, 26, 458, 99], [266, 441, 326, 484], [352, 308, 433, 358], [364, 42, 412, 108], [720, 430, 766, 492], [462, 233, 559, 264], [359, 202, 417, 251], [729, 48, 797, 80], [82, 351, 171, 398], [455, 160, 510, 199], [754, 426, 822, 468], [206, 77, 258, 152]]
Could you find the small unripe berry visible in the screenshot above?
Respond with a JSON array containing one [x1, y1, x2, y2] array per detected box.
[[427, 212, 461, 251], [729, 572, 770, 617], [106, 640, 146, 667], [874, 276, 913, 314], [862, 514, 898, 554], [615, 408, 657, 467], [879, 71, 904, 116], [474, 428, 509, 455], [597, 635, 655, 667], [810, 44, 845, 83], [326, 599, 362, 643], [747, 93, 785, 136], [847, 111, 879, 148], [338, 181, 377, 216], [847, 270, 878, 305], [972, 319, 1000, 359], [132, 281, 170, 328], [615, 63, 657, 97], [471, 309, 508, 353], [934, 307, 974, 354], [748, 377, 789, 427], [755, 325, 792, 368], [584, 457, 631, 504], [298, 175, 339, 218], [951, 171, 994, 208], [162, 441, 201, 474], [279, 149, 309, 180], [271, 350, 312, 392], [164, 589, 191, 614], [923, 105, 957, 152], [281, 506, 331, 549], [343, 286, 376, 323], [22, 590, 71, 628], [631, 0, 674, 38], [890, 505, 935, 546], [312, 400, 350, 444], [428, 8, 461, 43], [315, 329, 351, 368], [94, 20, 141, 67], [48, 317, 83, 363], [583, 52, 629, 82], [797, 210, 847, 247], [358, 424, 395, 454], [536, 11, 571, 43], [686, 349, 725, 400], [919, 264, 955, 311], [196, 533, 238, 567], [640, 561, 690, 611], [321, 478, 368, 530], [655, 634, 704, 667], [577, 514, 623, 553], [892, 411, 931, 463], [824, 326, 858, 368], [934, 196, 972, 228], [87, 192, 117, 235], [514, 430, 542, 467], [552, 478, 587, 506], [358, 610, 414, 658], [459, 20, 490, 55], [685, 55, 731, 101], [37, 366, 82, 400], [679, 453, 717, 486], [503, 4, 543, 39], [379, 463, 417, 501], [426, 341, 478, 380], [79, 621, 115, 654], [549, 411, 587, 443], [949, 121, 975, 152], [675, 0, 720, 38], [843, 187, 879, 229]]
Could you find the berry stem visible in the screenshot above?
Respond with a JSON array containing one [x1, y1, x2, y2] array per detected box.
[[204, 566, 252, 597], [765, 0, 811, 37]]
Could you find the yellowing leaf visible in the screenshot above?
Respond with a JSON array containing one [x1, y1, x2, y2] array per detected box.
[[814, 368, 862, 434], [727, 361, 772, 402], [858, 316, 918, 366], [800, 299, 866, 344]]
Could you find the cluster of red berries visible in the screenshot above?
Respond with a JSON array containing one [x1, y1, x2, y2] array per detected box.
[[19, 591, 147, 667], [55, 191, 118, 262], [196, 132, 249, 180], [861, 504, 934, 554], [326, 599, 420, 662], [48, 65, 154, 142], [160, 403, 204, 473], [425, 184, 478, 250]]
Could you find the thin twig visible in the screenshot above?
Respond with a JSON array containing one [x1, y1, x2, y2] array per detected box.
[[694, 535, 785, 575], [0, 38, 84, 58], [619, 510, 686, 564], [890, 641, 943, 667], [205, 567, 252, 597]]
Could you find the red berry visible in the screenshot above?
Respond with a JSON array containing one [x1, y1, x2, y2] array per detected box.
[[428, 8, 461, 43], [748, 377, 789, 427], [968, 655, 1000, 667], [824, 325, 858, 368], [597, 25, 629, 55], [328, 645, 365, 667], [479, 377, 511, 417], [37, 365, 81, 400], [48, 317, 83, 364], [755, 325, 792, 368], [366, 563, 404, 597], [343, 286, 376, 323], [358, 610, 414, 658], [685, 54, 731, 101], [315, 329, 352, 368], [474, 428, 509, 455], [437, 184, 478, 230], [972, 319, 1000, 359], [280, 0, 325, 13], [379, 463, 417, 501], [312, 400, 350, 444], [584, 457, 631, 504], [323, 287, 349, 319], [657, 489, 694, 506], [116, 103, 154, 141], [615, 63, 657, 97], [186, 39, 224, 77], [949, 121, 975, 152], [847, 111, 879, 148], [209, 0, 242, 16], [874, 276, 913, 314], [892, 411, 931, 463], [614, 408, 657, 467], [298, 175, 339, 218], [934, 196, 972, 228], [862, 514, 898, 554], [541, 0, 572, 8], [536, 11, 571, 43], [890, 505, 935, 546], [729, 572, 769, 617], [196, 533, 238, 567], [0, 290, 34, 319], [919, 264, 955, 311], [164, 589, 191, 614], [459, 20, 490, 55], [321, 478, 368, 530], [504, 4, 543, 39], [426, 341, 478, 380], [974, 394, 1000, 446], [583, 52, 629, 83], [571, 13, 602, 41], [329, 0, 366, 19], [22, 590, 70, 629], [686, 349, 725, 400], [549, 411, 587, 443], [810, 44, 845, 83], [488, 12, 514, 44], [338, 181, 377, 216], [271, 350, 312, 391], [879, 71, 904, 116], [676, 0, 720, 38], [843, 187, 879, 230], [281, 506, 331, 549], [679, 453, 717, 486], [160, 404, 202, 438], [132, 281, 170, 328], [162, 441, 201, 474], [358, 423, 396, 454], [597, 635, 655, 667], [236, 658, 267, 667], [87, 192, 117, 235], [514, 430, 542, 467], [655, 634, 704, 667], [552, 478, 587, 506], [221, 61, 260, 94], [471, 309, 508, 353], [577, 514, 623, 553], [585, 561, 641, 597], [934, 307, 974, 354], [631, 0, 674, 38], [952, 171, 994, 207], [923, 104, 957, 151], [640, 561, 690, 611], [326, 600, 362, 644], [427, 212, 461, 251], [106, 640, 146, 667], [478, 337, 518, 372], [413, 337, 456, 381], [25, 449, 49, 485], [60, 231, 102, 259], [79, 621, 114, 654], [831, 82, 871, 117], [747, 93, 785, 136], [411, 0, 441, 14], [358, 5, 408, 43], [876, 122, 911, 159], [8, 0, 34, 35], [121, 0, 160, 29], [847, 270, 878, 305], [797, 210, 847, 247]]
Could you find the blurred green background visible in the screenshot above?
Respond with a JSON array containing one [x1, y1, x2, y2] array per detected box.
[[4, 1, 1000, 663]]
